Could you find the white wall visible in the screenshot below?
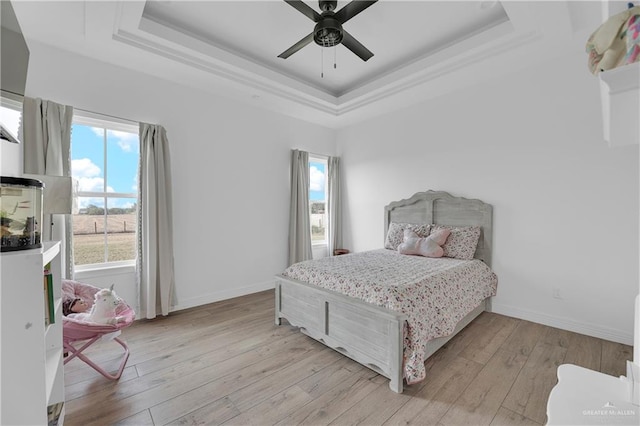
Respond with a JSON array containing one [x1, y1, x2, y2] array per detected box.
[[1, 2, 29, 97], [337, 51, 639, 345], [22, 40, 336, 312], [16, 38, 639, 344]]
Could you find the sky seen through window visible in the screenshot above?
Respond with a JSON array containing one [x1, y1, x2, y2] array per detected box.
[[71, 124, 139, 209]]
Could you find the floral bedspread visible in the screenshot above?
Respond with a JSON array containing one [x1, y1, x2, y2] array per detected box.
[[282, 249, 498, 384]]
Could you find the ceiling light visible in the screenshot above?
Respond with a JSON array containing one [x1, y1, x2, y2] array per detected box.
[[314, 15, 343, 47]]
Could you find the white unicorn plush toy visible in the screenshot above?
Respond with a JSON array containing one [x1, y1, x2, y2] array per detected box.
[[68, 284, 125, 325]]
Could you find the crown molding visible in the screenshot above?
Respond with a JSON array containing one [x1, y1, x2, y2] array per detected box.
[[111, 2, 544, 126]]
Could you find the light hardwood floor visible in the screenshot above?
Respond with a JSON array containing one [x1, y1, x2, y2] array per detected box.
[[63, 290, 633, 426]]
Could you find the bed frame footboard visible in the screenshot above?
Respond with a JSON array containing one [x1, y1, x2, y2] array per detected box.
[[275, 274, 407, 393]]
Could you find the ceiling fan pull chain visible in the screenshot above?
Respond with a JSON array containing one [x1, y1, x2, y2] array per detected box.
[[334, 45, 337, 69], [321, 44, 324, 78]]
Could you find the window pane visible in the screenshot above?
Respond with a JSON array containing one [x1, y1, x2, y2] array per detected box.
[[309, 161, 326, 242], [71, 118, 139, 267], [310, 201, 326, 241], [72, 124, 105, 193], [0, 105, 22, 141], [106, 198, 137, 263], [106, 130, 139, 194], [73, 197, 106, 265]]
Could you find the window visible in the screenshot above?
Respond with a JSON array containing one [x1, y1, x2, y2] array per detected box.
[[0, 93, 23, 143], [71, 114, 139, 267], [309, 156, 328, 244]]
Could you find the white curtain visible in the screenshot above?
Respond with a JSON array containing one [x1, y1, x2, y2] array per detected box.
[[327, 156, 342, 255], [137, 123, 175, 319], [288, 149, 312, 266], [22, 97, 74, 278]]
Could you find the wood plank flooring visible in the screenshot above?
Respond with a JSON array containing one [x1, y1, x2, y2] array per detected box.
[[62, 290, 633, 426]]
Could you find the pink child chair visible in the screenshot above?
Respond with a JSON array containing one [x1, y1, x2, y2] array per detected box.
[[62, 279, 136, 380]]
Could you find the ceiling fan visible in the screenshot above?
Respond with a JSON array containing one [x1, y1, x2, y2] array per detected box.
[[278, 0, 378, 62]]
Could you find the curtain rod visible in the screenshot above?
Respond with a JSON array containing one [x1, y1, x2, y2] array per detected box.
[[1, 89, 138, 126], [297, 149, 331, 159]]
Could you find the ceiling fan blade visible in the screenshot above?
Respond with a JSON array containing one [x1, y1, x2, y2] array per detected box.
[[341, 30, 374, 61], [278, 33, 314, 59], [284, 0, 321, 22], [335, 0, 378, 24]]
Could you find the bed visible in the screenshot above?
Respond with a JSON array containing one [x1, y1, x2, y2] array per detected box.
[[274, 190, 497, 393]]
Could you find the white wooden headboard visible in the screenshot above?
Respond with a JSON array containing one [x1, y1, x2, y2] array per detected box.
[[384, 190, 493, 266]]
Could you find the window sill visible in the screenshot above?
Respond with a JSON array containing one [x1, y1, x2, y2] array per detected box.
[[74, 261, 135, 279]]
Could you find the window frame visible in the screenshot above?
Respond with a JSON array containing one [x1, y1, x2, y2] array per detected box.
[[72, 112, 139, 271]]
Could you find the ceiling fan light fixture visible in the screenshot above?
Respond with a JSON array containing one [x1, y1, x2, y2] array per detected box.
[[278, 0, 377, 61], [313, 16, 343, 46]]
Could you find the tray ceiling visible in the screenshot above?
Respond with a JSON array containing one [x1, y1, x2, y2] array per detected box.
[[11, 1, 607, 127], [141, 0, 509, 96]]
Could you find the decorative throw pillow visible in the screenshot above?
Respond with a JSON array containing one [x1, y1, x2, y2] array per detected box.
[[432, 225, 481, 260], [385, 222, 431, 250], [398, 228, 451, 258]]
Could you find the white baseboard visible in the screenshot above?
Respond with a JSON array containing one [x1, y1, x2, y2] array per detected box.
[[169, 280, 275, 313], [491, 302, 634, 346], [166, 287, 634, 346]]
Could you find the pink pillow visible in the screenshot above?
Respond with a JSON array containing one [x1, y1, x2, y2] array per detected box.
[[397, 228, 451, 258]]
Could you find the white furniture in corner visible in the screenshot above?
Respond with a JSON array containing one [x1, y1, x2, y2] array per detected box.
[[547, 294, 640, 425], [0, 241, 65, 425], [547, 364, 639, 425], [599, 62, 640, 147]]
